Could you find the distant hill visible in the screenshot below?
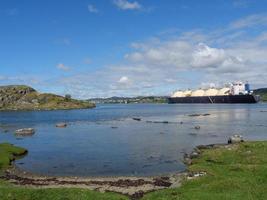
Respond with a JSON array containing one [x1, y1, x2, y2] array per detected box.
[[89, 96, 168, 104], [0, 85, 95, 111], [254, 88, 267, 101]]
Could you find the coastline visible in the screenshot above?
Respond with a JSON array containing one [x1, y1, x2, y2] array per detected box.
[[2, 164, 184, 198], [1, 140, 267, 199], [0, 141, 236, 198]]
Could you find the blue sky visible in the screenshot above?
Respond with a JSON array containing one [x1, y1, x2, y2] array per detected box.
[[1, 0, 267, 98]]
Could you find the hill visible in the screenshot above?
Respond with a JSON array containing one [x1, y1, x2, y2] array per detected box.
[[0, 85, 95, 111], [254, 88, 267, 101], [89, 96, 168, 104]]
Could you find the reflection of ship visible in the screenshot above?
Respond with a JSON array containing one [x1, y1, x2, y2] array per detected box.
[[168, 82, 260, 104]]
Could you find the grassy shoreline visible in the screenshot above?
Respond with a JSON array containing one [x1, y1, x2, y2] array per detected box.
[[1, 141, 267, 199]]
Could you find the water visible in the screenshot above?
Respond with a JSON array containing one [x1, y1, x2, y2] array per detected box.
[[0, 103, 267, 177]]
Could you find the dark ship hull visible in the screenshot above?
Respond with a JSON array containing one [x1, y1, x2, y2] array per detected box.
[[168, 94, 260, 104]]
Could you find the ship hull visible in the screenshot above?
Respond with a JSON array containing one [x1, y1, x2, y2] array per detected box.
[[168, 95, 260, 104]]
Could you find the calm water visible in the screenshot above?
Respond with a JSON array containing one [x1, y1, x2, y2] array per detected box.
[[0, 103, 267, 177]]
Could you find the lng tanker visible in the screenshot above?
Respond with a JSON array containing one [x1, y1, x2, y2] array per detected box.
[[168, 82, 260, 104]]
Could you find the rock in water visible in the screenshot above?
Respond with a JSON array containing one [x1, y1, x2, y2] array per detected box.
[[15, 128, 35, 136], [228, 135, 244, 144], [132, 117, 141, 121], [56, 123, 67, 128], [194, 125, 201, 130]]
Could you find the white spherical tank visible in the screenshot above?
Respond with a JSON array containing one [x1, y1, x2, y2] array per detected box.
[[171, 91, 185, 97], [183, 90, 192, 97], [191, 89, 205, 97], [204, 88, 219, 96], [218, 88, 230, 96]]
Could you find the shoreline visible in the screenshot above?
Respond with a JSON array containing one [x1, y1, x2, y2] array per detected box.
[[2, 165, 185, 198], [1, 142, 234, 198]]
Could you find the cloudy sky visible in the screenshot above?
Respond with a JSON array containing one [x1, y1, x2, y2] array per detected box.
[[1, 0, 267, 98]]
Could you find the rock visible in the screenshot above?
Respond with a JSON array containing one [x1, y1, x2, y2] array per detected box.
[[190, 152, 199, 159], [187, 171, 207, 180], [194, 125, 201, 130], [132, 117, 141, 121], [197, 144, 214, 150], [131, 191, 145, 199], [153, 178, 172, 187], [15, 128, 35, 136], [228, 134, 244, 144], [188, 113, 210, 117], [56, 123, 67, 128], [188, 114, 201, 117]]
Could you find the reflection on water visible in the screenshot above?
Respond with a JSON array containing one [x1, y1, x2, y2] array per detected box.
[[0, 103, 267, 177]]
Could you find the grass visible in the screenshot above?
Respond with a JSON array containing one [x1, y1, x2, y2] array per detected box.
[[0, 183, 128, 200], [142, 141, 267, 200], [0, 143, 27, 173], [1, 142, 267, 199]]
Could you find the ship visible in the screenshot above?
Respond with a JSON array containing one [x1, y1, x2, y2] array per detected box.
[[168, 82, 260, 104]]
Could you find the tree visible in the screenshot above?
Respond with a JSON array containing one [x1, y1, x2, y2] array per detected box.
[[65, 94, 71, 101]]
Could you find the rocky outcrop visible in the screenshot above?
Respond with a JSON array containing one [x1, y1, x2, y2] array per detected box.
[[56, 123, 67, 128], [228, 135, 244, 144], [0, 85, 95, 111], [15, 128, 35, 136]]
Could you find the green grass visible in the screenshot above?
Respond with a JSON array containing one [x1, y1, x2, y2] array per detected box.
[[0, 184, 128, 200], [142, 141, 267, 200], [0, 143, 27, 173]]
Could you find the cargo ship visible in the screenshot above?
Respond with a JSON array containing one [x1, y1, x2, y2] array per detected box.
[[168, 82, 260, 104]]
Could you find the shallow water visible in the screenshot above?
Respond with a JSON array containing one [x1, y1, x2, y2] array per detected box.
[[0, 103, 267, 177]]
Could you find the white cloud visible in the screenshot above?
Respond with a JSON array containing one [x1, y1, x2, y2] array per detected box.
[[230, 13, 267, 29], [191, 43, 226, 68], [113, 0, 142, 10], [57, 63, 71, 71], [88, 4, 99, 13], [118, 76, 130, 83]]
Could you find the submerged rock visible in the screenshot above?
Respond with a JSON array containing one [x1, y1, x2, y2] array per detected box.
[[194, 125, 201, 130], [56, 123, 67, 128], [228, 135, 244, 144], [188, 114, 201, 117], [132, 117, 141, 121], [15, 128, 35, 136], [188, 113, 210, 117]]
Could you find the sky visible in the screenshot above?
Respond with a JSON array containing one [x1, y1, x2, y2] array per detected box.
[[1, 0, 267, 98]]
